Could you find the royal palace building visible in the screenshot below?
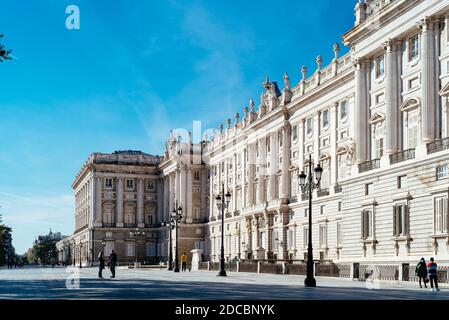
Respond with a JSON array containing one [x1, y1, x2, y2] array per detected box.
[[59, 0, 449, 272]]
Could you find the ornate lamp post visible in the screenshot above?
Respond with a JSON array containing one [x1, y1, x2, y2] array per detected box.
[[298, 154, 323, 288], [162, 215, 175, 271], [172, 201, 183, 272], [129, 228, 146, 266], [215, 181, 231, 277]]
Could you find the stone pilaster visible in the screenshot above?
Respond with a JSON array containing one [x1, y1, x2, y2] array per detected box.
[[354, 58, 370, 162], [330, 103, 338, 187], [180, 164, 187, 222], [247, 143, 256, 207], [116, 177, 124, 227], [384, 39, 402, 154], [257, 137, 267, 204], [137, 178, 144, 227], [94, 175, 102, 226], [187, 169, 193, 223], [268, 131, 277, 201], [420, 17, 438, 143], [281, 121, 292, 201]]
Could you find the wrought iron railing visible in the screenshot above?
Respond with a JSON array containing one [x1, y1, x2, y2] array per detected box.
[[358, 159, 380, 173], [124, 223, 136, 228], [289, 196, 298, 204], [389, 149, 415, 165], [334, 184, 342, 194], [225, 212, 232, 218], [317, 188, 329, 198], [427, 137, 449, 155], [102, 223, 115, 228], [301, 193, 309, 201]]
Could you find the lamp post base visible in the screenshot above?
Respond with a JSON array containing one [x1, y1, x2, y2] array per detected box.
[[217, 270, 227, 277], [304, 277, 316, 288]]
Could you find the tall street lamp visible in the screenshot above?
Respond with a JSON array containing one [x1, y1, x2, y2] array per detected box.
[[172, 201, 183, 273], [129, 228, 146, 266], [215, 181, 231, 277], [298, 154, 323, 288], [162, 215, 175, 271]]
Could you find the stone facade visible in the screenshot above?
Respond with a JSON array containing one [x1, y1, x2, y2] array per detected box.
[[60, 0, 449, 270]]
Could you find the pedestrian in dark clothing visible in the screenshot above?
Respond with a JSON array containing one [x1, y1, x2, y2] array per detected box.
[[98, 251, 105, 278], [108, 250, 117, 278], [427, 257, 440, 292], [415, 258, 428, 288]]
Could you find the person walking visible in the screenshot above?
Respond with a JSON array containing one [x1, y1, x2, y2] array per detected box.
[[427, 257, 440, 292], [415, 258, 428, 288], [181, 253, 188, 272], [98, 251, 105, 278], [109, 250, 117, 278]]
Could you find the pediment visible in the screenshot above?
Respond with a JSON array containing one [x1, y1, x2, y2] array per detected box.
[[336, 146, 347, 155], [368, 112, 386, 125], [319, 153, 331, 161], [401, 97, 421, 111]]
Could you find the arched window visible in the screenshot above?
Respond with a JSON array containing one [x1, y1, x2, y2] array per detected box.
[[369, 112, 386, 159]]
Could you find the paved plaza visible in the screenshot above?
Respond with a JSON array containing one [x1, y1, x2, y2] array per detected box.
[[0, 266, 448, 300]]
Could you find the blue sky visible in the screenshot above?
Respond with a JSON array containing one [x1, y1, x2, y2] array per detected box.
[[0, 0, 355, 254]]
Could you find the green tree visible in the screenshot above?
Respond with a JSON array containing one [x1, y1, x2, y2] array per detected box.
[[0, 214, 13, 266], [0, 34, 12, 62], [29, 238, 58, 265]]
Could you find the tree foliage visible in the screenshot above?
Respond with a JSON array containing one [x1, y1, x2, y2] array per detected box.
[[0, 34, 12, 62], [0, 214, 13, 266], [29, 238, 58, 265]]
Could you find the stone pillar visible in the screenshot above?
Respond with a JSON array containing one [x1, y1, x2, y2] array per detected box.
[[385, 39, 402, 154], [268, 131, 277, 201], [420, 18, 438, 143], [330, 103, 338, 187], [354, 58, 369, 162], [247, 143, 256, 207], [257, 138, 266, 204], [314, 112, 320, 162], [164, 175, 170, 221], [137, 178, 144, 228], [94, 176, 102, 226], [190, 249, 203, 271], [232, 154, 237, 213], [298, 121, 305, 171], [281, 121, 292, 201], [242, 149, 247, 210], [180, 165, 187, 222], [187, 169, 193, 223], [175, 169, 180, 205], [116, 177, 124, 227]]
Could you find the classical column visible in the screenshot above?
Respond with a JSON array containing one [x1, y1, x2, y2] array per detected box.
[[180, 165, 187, 222], [175, 168, 180, 204], [241, 149, 247, 210], [268, 131, 277, 201], [157, 178, 163, 225], [247, 143, 256, 206], [314, 112, 320, 162], [187, 169, 193, 223], [232, 154, 237, 213], [420, 17, 438, 143], [330, 103, 338, 187], [384, 39, 402, 154], [281, 121, 292, 201], [116, 177, 124, 227], [257, 137, 266, 204], [354, 58, 370, 162], [298, 120, 305, 172], [93, 175, 102, 226], [137, 178, 144, 228], [164, 175, 170, 221]]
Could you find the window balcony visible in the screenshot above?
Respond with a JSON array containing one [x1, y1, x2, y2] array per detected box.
[[102, 223, 115, 228], [301, 193, 309, 202], [427, 137, 449, 155], [334, 184, 342, 194], [389, 149, 415, 165], [358, 159, 380, 173], [225, 212, 232, 218], [124, 223, 137, 228], [233, 210, 241, 217], [210, 216, 216, 222], [289, 196, 298, 204], [317, 188, 329, 198]]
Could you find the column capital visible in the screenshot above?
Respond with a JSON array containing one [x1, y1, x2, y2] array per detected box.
[[418, 17, 435, 33], [383, 39, 402, 53]]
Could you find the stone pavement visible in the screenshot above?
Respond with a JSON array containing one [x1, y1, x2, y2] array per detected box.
[[0, 266, 448, 300]]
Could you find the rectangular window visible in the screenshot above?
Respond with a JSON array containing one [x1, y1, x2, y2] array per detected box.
[[292, 125, 298, 142], [126, 242, 135, 257], [393, 204, 409, 237], [322, 110, 329, 128], [126, 179, 134, 189], [320, 205, 326, 215], [147, 180, 154, 190], [306, 117, 313, 136], [287, 229, 294, 249], [303, 227, 309, 248], [266, 137, 271, 153], [435, 197, 448, 234], [337, 222, 342, 247], [194, 171, 200, 180], [365, 183, 373, 196], [194, 207, 200, 220], [361, 209, 373, 240], [375, 138, 384, 159], [340, 101, 348, 120], [397, 175, 407, 189], [437, 165, 448, 181], [304, 208, 308, 217], [409, 35, 419, 61], [105, 178, 113, 189], [407, 112, 419, 149], [319, 225, 326, 248], [376, 55, 385, 78]]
